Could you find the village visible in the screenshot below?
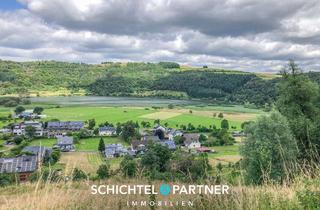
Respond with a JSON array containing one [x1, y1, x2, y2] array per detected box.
[[0, 107, 245, 182]]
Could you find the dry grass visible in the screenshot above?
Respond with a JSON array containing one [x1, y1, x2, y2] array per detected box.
[[140, 111, 182, 120], [59, 152, 104, 175], [0, 177, 309, 210]]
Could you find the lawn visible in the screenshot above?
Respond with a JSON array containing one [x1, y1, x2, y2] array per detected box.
[[76, 137, 130, 151]]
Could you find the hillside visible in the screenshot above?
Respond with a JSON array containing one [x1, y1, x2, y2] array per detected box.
[[0, 60, 278, 106]]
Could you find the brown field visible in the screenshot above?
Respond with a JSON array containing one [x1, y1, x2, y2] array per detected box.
[[59, 152, 105, 174]]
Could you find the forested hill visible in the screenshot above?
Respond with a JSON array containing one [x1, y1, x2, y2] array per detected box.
[[0, 59, 303, 107]]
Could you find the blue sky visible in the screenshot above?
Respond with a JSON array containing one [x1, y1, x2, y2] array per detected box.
[[0, 0, 23, 10]]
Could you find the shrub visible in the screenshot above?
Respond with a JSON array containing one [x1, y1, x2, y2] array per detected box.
[[96, 164, 110, 179]]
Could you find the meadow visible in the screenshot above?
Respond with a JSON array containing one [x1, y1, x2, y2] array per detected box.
[[41, 106, 248, 130]]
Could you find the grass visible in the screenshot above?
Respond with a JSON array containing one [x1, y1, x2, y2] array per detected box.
[[76, 137, 129, 151], [29, 138, 57, 147], [42, 106, 245, 129], [207, 145, 241, 165], [0, 176, 317, 209]]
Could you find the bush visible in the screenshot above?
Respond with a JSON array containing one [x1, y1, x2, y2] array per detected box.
[[0, 174, 15, 187], [72, 168, 87, 181], [96, 164, 110, 179], [120, 156, 137, 177], [240, 112, 298, 185]]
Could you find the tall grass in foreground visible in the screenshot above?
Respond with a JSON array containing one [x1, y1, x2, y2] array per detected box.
[[0, 167, 319, 210]]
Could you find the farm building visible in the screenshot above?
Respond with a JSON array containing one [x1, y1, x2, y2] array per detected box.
[[197, 147, 214, 153], [0, 155, 38, 182], [47, 121, 84, 137], [55, 136, 75, 152], [98, 126, 116, 136]]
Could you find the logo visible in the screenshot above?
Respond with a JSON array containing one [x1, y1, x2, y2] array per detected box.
[[159, 184, 171, 196]]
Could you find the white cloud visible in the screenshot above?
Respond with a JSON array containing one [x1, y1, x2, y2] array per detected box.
[[0, 0, 318, 71]]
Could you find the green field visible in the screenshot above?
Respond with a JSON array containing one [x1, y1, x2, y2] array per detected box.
[[208, 145, 240, 157], [76, 137, 129, 151], [42, 106, 244, 130]]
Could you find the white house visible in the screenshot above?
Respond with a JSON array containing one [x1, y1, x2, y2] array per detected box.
[[99, 126, 117, 136], [13, 121, 44, 137], [183, 133, 201, 149]]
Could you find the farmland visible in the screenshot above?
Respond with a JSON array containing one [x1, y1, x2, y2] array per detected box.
[[41, 105, 254, 130]]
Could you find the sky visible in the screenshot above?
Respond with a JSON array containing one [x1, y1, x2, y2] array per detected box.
[[0, 0, 320, 72]]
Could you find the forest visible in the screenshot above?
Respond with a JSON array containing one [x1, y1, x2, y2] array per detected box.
[[1, 59, 320, 107]]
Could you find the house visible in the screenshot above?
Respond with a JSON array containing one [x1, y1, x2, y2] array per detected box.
[[167, 129, 183, 140], [47, 121, 84, 137], [183, 134, 201, 149], [13, 121, 44, 137], [153, 125, 167, 140], [55, 136, 75, 152], [141, 135, 161, 142], [131, 140, 150, 152], [197, 147, 214, 153], [104, 144, 127, 158], [0, 155, 38, 181], [16, 110, 34, 119], [99, 126, 116, 136], [231, 131, 246, 137], [22, 146, 52, 161], [158, 140, 176, 150]]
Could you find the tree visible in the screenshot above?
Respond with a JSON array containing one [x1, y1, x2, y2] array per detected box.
[[199, 134, 207, 143], [141, 144, 171, 172], [33, 107, 44, 115], [221, 119, 229, 130], [97, 164, 110, 179], [72, 168, 87, 181], [98, 138, 105, 153], [25, 126, 36, 139], [45, 148, 61, 165], [13, 136, 24, 145], [88, 119, 96, 130], [14, 106, 25, 115], [168, 104, 174, 109], [218, 113, 224, 118], [277, 60, 320, 161], [120, 156, 137, 177], [240, 112, 298, 185], [120, 121, 137, 142]]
